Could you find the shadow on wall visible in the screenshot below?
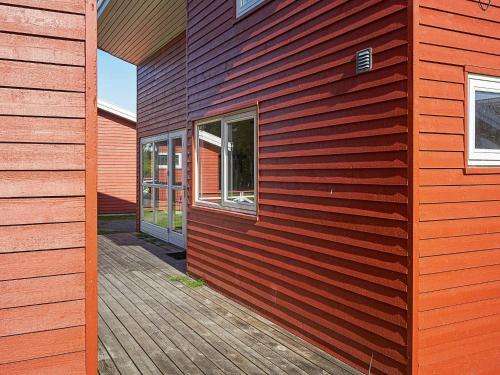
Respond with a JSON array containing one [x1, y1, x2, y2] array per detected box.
[[98, 192, 137, 215]]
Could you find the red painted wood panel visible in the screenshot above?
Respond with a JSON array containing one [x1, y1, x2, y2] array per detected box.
[[97, 109, 137, 214], [183, 1, 410, 374], [0, 1, 93, 373], [415, 0, 500, 372], [137, 32, 187, 139]]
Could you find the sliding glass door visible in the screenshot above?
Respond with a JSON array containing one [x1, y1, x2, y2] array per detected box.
[[140, 130, 186, 248]]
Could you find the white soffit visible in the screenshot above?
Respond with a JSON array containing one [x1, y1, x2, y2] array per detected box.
[[98, 100, 137, 123], [97, 0, 186, 65]]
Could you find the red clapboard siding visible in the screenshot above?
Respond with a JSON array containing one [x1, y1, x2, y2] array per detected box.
[[97, 109, 137, 214], [415, 0, 500, 372], [137, 32, 187, 139], [0, 1, 95, 373], [183, 1, 410, 374]]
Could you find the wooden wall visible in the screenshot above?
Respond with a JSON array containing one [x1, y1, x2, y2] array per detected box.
[[137, 31, 187, 140], [0, 1, 97, 374], [98, 109, 137, 214], [414, 0, 500, 373], [136, 32, 187, 230], [185, 1, 410, 374]]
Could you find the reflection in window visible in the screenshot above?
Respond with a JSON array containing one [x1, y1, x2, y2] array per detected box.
[[227, 119, 255, 203], [475, 91, 500, 149], [155, 187, 168, 228], [195, 110, 256, 213], [172, 137, 183, 186], [173, 190, 183, 233], [142, 186, 154, 223], [198, 121, 222, 204], [142, 143, 153, 184], [154, 140, 168, 184], [468, 74, 500, 166]]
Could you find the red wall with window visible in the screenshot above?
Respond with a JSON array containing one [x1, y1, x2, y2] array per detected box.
[[413, 1, 500, 373], [186, 1, 410, 374]]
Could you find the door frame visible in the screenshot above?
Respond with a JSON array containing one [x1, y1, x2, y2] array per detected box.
[[139, 130, 187, 248]]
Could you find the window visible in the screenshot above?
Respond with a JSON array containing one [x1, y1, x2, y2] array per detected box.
[[236, 0, 264, 17], [195, 110, 257, 213], [468, 74, 500, 166]]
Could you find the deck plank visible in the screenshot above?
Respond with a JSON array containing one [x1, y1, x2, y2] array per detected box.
[[98, 232, 360, 375]]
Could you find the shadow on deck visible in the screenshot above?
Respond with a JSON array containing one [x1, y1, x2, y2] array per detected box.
[[98, 232, 359, 375]]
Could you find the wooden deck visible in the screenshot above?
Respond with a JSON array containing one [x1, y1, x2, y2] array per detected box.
[[98, 233, 360, 375]]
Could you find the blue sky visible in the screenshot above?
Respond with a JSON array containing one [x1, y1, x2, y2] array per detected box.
[[98, 49, 137, 114]]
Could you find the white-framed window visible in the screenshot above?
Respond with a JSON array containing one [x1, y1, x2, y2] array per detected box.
[[195, 109, 257, 214], [236, 0, 264, 17], [468, 74, 500, 166]]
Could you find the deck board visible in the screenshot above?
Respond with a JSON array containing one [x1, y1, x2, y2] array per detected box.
[[98, 233, 360, 375]]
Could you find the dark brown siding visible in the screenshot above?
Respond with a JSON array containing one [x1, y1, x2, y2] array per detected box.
[[186, 1, 410, 374], [98, 109, 137, 214], [0, 1, 95, 373], [414, 0, 500, 373], [137, 32, 187, 139], [136, 32, 187, 230]]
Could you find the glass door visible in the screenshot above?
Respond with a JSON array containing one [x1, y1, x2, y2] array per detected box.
[[168, 131, 186, 248], [140, 131, 186, 247]]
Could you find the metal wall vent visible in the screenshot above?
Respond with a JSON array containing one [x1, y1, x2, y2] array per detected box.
[[356, 48, 372, 74]]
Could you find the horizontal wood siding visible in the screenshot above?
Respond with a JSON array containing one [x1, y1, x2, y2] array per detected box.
[[415, 1, 500, 373], [0, 1, 90, 373], [137, 32, 187, 139], [186, 1, 410, 374], [136, 31, 187, 230], [97, 109, 137, 214]]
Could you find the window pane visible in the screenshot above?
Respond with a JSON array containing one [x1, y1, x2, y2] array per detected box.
[[198, 121, 222, 204], [154, 140, 168, 184], [142, 143, 153, 184], [173, 190, 183, 234], [172, 137, 183, 186], [154, 187, 168, 228], [142, 186, 154, 223], [227, 118, 255, 204], [475, 91, 500, 149]]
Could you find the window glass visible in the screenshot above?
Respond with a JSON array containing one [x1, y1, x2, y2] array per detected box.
[[142, 186, 154, 223], [475, 90, 500, 150], [154, 140, 168, 184], [195, 111, 256, 213], [227, 118, 255, 204], [154, 187, 168, 228], [237, 0, 263, 16], [172, 190, 183, 234], [172, 137, 183, 186], [198, 121, 222, 204], [142, 143, 153, 184]]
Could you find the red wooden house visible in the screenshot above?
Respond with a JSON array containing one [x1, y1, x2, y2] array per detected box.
[[97, 101, 137, 215], [96, 0, 500, 373]]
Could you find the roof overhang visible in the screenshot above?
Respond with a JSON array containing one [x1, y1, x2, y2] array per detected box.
[[98, 100, 137, 123], [97, 0, 186, 65]]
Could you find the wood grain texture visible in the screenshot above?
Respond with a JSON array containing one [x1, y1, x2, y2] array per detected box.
[[0, 4, 85, 40], [0, 32, 85, 66], [414, 0, 500, 372], [98, 109, 137, 214], [0, 1, 91, 372], [0, 248, 85, 281], [0, 352, 86, 375], [0, 273, 85, 309], [137, 32, 187, 138], [180, 1, 410, 374], [0, 327, 85, 365], [0, 300, 85, 337], [0, 117, 85, 144]]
